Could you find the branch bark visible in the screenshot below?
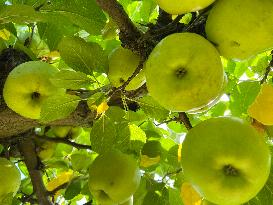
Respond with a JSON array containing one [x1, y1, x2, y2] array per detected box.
[[0, 101, 96, 138], [19, 137, 53, 205], [96, 0, 142, 51]]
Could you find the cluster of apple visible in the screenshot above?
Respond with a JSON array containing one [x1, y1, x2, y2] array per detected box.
[[107, 0, 273, 204]]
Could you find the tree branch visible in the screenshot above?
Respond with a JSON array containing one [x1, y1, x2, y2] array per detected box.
[[0, 101, 96, 138], [96, 0, 142, 51], [19, 136, 53, 205], [177, 112, 192, 130], [34, 135, 92, 150]]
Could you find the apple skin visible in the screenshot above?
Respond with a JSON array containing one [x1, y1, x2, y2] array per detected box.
[[108, 47, 145, 91], [181, 117, 271, 205], [145, 32, 224, 112], [0, 158, 21, 199], [3, 61, 65, 119], [119, 196, 133, 205], [88, 149, 141, 205], [155, 0, 215, 14], [50, 126, 82, 138], [206, 0, 273, 60]]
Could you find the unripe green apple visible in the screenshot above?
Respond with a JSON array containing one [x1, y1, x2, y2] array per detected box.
[[155, 0, 215, 14], [0, 158, 21, 201], [37, 141, 56, 161], [181, 117, 271, 205], [88, 149, 141, 205], [50, 126, 82, 138], [145, 32, 224, 112], [206, 0, 273, 60], [108, 47, 145, 91], [119, 196, 133, 205], [3, 61, 65, 119]]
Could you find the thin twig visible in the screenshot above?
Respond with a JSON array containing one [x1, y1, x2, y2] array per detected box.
[[33, 135, 92, 150]]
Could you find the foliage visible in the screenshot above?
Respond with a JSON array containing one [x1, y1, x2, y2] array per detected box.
[[0, 0, 272, 205]]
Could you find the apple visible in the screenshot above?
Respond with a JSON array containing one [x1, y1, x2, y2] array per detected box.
[[37, 141, 56, 161], [3, 61, 65, 119], [205, 0, 273, 60], [0, 158, 21, 201], [155, 0, 215, 14], [181, 117, 271, 205], [88, 149, 141, 205], [119, 196, 133, 205], [50, 126, 82, 138], [145, 32, 225, 112], [108, 46, 145, 91]]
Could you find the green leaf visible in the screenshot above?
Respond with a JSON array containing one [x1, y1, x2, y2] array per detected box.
[[64, 179, 82, 200], [90, 116, 117, 154], [168, 188, 183, 205], [40, 94, 81, 123], [229, 81, 261, 117], [37, 16, 77, 50], [71, 150, 95, 172], [0, 5, 44, 24], [50, 69, 94, 89], [138, 96, 170, 122], [40, 0, 106, 35], [58, 36, 108, 74]]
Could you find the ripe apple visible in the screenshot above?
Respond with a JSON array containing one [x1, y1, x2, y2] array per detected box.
[[155, 0, 215, 14], [181, 117, 271, 205], [206, 0, 273, 60], [108, 46, 145, 91], [88, 149, 141, 205], [3, 61, 65, 119], [0, 158, 21, 200], [145, 32, 224, 112]]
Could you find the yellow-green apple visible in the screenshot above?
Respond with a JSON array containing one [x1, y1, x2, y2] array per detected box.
[[145, 32, 224, 112], [3, 61, 64, 119], [108, 47, 145, 91], [155, 0, 215, 14], [88, 149, 141, 205], [206, 0, 273, 60], [181, 117, 271, 205], [0, 158, 21, 202]]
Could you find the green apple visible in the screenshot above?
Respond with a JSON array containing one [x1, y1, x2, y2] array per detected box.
[[88, 149, 141, 205], [108, 46, 145, 91], [0, 158, 21, 200], [50, 126, 82, 138], [181, 117, 271, 205], [37, 141, 56, 161], [155, 0, 215, 14], [119, 196, 133, 205], [206, 0, 273, 60], [145, 32, 224, 112], [3, 61, 65, 119]]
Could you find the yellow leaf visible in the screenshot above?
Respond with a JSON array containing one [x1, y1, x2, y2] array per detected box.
[[0, 29, 10, 40], [248, 83, 273, 125], [180, 182, 202, 205], [46, 170, 73, 192], [140, 155, 160, 168], [97, 101, 109, 116], [178, 143, 182, 162]]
